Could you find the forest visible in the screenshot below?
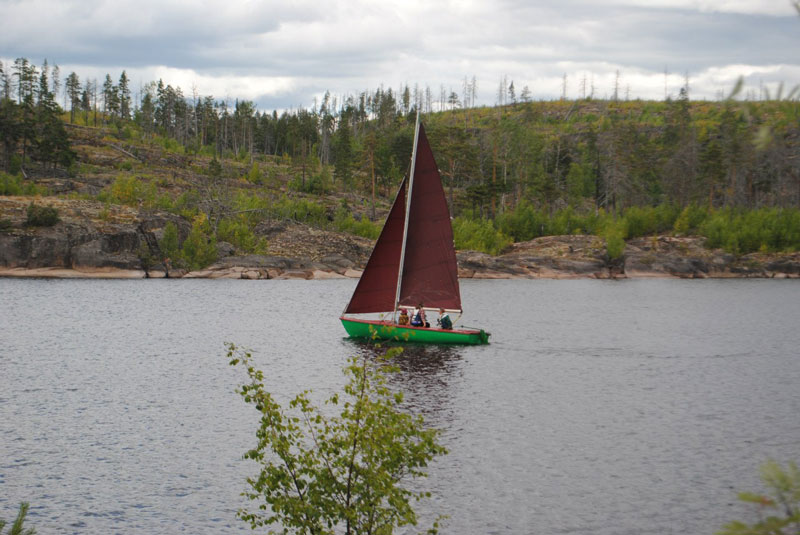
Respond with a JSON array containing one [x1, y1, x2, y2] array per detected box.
[[1, 56, 800, 264]]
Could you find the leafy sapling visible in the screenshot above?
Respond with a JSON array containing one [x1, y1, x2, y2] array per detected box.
[[226, 342, 447, 535]]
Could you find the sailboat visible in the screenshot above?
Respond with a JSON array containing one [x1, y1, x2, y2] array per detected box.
[[339, 115, 490, 345]]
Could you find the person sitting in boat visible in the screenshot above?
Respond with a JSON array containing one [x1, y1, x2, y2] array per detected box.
[[411, 304, 429, 327], [437, 308, 453, 330], [398, 308, 410, 325]]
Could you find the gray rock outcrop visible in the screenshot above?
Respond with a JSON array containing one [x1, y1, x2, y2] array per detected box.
[[2, 198, 799, 279]]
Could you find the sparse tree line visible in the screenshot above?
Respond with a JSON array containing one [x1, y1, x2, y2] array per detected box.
[[2, 57, 800, 257], [0, 58, 75, 174], [2, 57, 799, 214]]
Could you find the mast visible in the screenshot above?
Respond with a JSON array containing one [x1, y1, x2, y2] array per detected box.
[[394, 111, 421, 316]]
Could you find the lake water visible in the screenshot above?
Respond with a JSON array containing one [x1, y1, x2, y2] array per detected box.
[[1, 278, 799, 534]]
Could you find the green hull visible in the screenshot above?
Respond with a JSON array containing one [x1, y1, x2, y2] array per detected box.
[[340, 317, 490, 345]]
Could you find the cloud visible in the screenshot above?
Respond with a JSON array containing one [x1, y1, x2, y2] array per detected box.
[[1, 0, 799, 110], [610, 0, 797, 16]]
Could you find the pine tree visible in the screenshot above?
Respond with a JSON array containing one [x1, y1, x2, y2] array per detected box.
[[35, 92, 74, 169], [13, 58, 30, 103], [18, 93, 36, 171], [65, 72, 81, 123], [138, 89, 156, 136], [333, 109, 354, 187], [0, 60, 12, 100], [102, 74, 118, 121], [50, 63, 60, 102], [37, 59, 49, 106], [0, 98, 20, 171], [401, 84, 411, 115], [33, 66, 74, 170], [118, 71, 131, 120], [81, 83, 91, 125]]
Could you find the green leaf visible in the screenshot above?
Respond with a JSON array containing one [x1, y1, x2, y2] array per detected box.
[[225, 344, 446, 534]]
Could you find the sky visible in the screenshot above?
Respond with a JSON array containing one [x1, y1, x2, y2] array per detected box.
[[2, 0, 799, 112]]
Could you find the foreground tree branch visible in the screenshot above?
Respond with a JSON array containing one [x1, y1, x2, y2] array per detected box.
[[226, 342, 447, 535]]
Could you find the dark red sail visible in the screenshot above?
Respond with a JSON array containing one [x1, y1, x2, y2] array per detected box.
[[343, 178, 407, 314], [398, 123, 462, 311]]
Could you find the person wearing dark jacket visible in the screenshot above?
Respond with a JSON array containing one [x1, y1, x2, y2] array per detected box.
[[437, 308, 452, 330]]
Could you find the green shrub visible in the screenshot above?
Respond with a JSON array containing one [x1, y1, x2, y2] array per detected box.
[[8, 154, 22, 175], [495, 202, 548, 241], [153, 193, 176, 212], [181, 217, 217, 271], [622, 206, 653, 238], [0, 218, 12, 232], [270, 195, 328, 226], [288, 167, 332, 194], [496, 203, 608, 241], [652, 204, 681, 234], [0, 501, 36, 535], [159, 221, 180, 261], [0, 173, 48, 196], [453, 216, 513, 255], [99, 175, 158, 207], [217, 218, 268, 254], [496, 203, 685, 243], [25, 203, 59, 227], [544, 208, 601, 236], [0, 173, 24, 195], [621, 204, 680, 238], [232, 191, 270, 226], [699, 208, 800, 254], [566, 162, 595, 202], [718, 460, 800, 535], [246, 162, 262, 184], [172, 191, 201, 219], [673, 204, 709, 235], [207, 158, 223, 179], [266, 166, 279, 185], [153, 135, 185, 154], [137, 242, 156, 271], [333, 208, 381, 239], [227, 344, 447, 535], [602, 218, 626, 260], [198, 145, 216, 158], [120, 125, 136, 140], [183, 137, 200, 155]]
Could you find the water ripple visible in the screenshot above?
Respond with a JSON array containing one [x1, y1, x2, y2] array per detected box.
[[1, 278, 799, 534]]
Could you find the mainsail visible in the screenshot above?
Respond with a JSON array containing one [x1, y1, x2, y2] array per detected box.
[[397, 123, 461, 311], [343, 120, 462, 315]]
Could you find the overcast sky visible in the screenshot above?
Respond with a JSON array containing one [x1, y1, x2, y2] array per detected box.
[[2, 0, 799, 112]]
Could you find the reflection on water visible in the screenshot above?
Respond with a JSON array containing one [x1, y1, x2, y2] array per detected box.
[[341, 340, 464, 421], [391, 344, 464, 373], [347, 339, 464, 374], [2, 278, 800, 535]]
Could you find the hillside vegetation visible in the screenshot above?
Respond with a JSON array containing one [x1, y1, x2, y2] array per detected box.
[[1, 58, 799, 268]]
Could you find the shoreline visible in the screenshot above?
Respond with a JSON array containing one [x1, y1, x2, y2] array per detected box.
[[1, 265, 797, 280], [2, 198, 798, 281], [3, 231, 799, 281]]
